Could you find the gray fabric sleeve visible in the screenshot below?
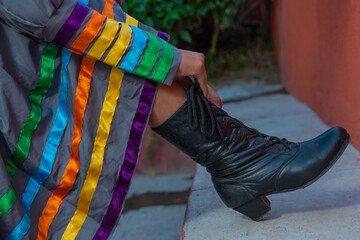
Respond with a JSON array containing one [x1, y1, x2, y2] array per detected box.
[[163, 47, 181, 86], [0, 0, 181, 84], [0, 0, 77, 42]]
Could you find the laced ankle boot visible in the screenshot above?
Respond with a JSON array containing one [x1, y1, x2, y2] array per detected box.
[[152, 84, 350, 221]]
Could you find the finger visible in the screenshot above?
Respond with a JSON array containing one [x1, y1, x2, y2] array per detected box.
[[218, 98, 223, 108], [214, 95, 223, 108], [197, 71, 208, 98], [208, 95, 222, 108], [198, 79, 208, 98], [208, 85, 223, 108]]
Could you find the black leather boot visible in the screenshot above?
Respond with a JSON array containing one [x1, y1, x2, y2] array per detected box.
[[152, 84, 350, 221]]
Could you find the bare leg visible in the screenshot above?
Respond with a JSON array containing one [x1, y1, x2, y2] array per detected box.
[[149, 82, 187, 128]]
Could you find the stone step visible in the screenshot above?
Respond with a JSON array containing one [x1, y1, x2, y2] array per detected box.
[[115, 174, 193, 240]]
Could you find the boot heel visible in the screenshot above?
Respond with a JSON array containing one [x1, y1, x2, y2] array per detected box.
[[233, 196, 271, 221]]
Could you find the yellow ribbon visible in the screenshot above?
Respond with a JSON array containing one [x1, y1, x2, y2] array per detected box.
[[87, 18, 119, 60], [125, 14, 139, 27], [61, 68, 125, 240], [104, 23, 132, 66]]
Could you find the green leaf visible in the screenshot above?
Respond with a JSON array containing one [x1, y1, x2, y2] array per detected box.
[[180, 30, 192, 43]]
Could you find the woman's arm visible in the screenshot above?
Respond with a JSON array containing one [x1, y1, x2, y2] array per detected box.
[[0, 0, 211, 95], [0, 0, 179, 85]]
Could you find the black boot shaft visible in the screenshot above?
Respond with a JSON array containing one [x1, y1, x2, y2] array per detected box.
[[152, 84, 350, 219]]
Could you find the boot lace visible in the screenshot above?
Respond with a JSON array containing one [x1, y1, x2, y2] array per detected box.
[[187, 84, 293, 150]]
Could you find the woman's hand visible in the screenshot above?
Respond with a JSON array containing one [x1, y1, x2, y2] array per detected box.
[[175, 49, 208, 98], [175, 49, 222, 108]]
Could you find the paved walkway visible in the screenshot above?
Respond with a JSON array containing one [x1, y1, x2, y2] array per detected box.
[[116, 174, 193, 240], [182, 92, 360, 240]]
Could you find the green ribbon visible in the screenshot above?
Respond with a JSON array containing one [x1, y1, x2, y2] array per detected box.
[[134, 31, 161, 81], [149, 37, 174, 83], [0, 187, 16, 216], [0, 43, 58, 216]]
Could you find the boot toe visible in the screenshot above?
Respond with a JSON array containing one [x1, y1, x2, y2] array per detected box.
[[276, 127, 350, 191]]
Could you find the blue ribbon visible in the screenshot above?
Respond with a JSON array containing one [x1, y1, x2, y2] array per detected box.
[[6, 48, 70, 240], [119, 26, 147, 72], [6, 0, 90, 238]]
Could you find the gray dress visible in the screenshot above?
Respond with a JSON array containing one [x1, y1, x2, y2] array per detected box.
[[0, 0, 181, 239]]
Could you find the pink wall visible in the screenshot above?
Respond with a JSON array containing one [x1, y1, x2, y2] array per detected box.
[[272, 0, 360, 149]]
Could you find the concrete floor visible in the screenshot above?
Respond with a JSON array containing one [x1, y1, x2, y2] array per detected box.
[[113, 174, 193, 240], [182, 93, 360, 240], [115, 205, 188, 240]]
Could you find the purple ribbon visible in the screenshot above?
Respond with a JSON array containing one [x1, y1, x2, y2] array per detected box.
[[52, 2, 90, 48], [157, 31, 170, 42], [93, 80, 158, 240]]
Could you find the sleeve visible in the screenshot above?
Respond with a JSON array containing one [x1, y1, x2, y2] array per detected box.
[[0, 0, 181, 85]]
